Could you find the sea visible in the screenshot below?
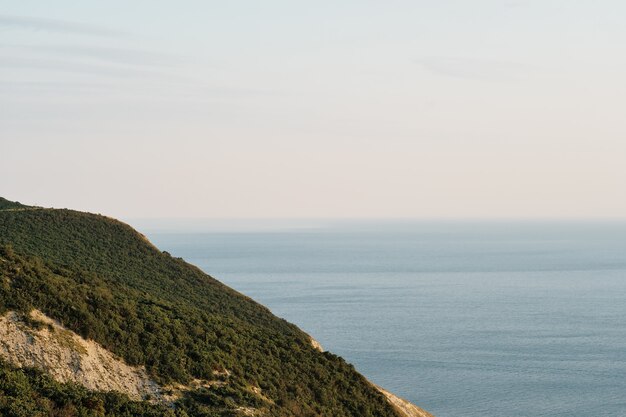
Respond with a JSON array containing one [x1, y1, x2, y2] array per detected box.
[[133, 220, 626, 417]]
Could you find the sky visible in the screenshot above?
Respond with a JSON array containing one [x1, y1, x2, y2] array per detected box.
[[1, 1, 625, 219]]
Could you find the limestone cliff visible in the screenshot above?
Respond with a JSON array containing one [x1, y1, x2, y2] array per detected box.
[[377, 386, 434, 417], [0, 310, 162, 401]]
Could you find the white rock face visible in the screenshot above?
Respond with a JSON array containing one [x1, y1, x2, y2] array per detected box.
[[376, 386, 435, 417], [0, 310, 162, 401], [309, 336, 324, 352]]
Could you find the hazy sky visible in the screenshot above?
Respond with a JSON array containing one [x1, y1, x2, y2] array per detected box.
[[2, 1, 625, 219]]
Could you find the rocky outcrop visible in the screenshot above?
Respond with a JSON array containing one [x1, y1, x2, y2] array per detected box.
[[309, 336, 324, 352], [376, 386, 434, 417], [0, 310, 162, 401]]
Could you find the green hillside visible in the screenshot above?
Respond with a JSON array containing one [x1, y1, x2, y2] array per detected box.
[[0, 197, 29, 211], [0, 198, 400, 417]]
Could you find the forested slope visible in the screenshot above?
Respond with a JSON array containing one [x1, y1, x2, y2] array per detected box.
[[0, 200, 404, 417]]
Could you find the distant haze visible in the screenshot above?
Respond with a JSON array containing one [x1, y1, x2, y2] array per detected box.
[[2, 1, 625, 219]]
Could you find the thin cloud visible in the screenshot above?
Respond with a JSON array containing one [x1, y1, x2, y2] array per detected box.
[[0, 80, 281, 97], [1, 56, 176, 79], [7, 44, 180, 67], [0, 14, 125, 37], [416, 56, 533, 81]]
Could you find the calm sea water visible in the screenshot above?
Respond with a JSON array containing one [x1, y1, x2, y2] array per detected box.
[[136, 220, 626, 417]]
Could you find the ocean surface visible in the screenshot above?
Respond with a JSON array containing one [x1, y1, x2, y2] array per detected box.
[[136, 220, 626, 417]]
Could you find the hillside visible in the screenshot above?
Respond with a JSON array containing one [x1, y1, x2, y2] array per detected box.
[[0, 197, 29, 211], [0, 198, 432, 417]]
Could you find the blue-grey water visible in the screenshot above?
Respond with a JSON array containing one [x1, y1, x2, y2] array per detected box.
[[136, 220, 626, 417]]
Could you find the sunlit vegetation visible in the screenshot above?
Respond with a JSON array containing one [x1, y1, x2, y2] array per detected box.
[[0, 202, 398, 416]]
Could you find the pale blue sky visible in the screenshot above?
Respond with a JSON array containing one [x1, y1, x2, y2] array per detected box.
[[2, 1, 625, 218]]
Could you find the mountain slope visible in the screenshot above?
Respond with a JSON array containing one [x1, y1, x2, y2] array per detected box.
[[0, 199, 431, 417], [0, 197, 29, 211]]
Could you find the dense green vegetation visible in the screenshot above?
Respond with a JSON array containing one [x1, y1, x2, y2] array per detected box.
[[0, 197, 29, 210], [0, 200, 399, 417], [0, 359, 178, 417]]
